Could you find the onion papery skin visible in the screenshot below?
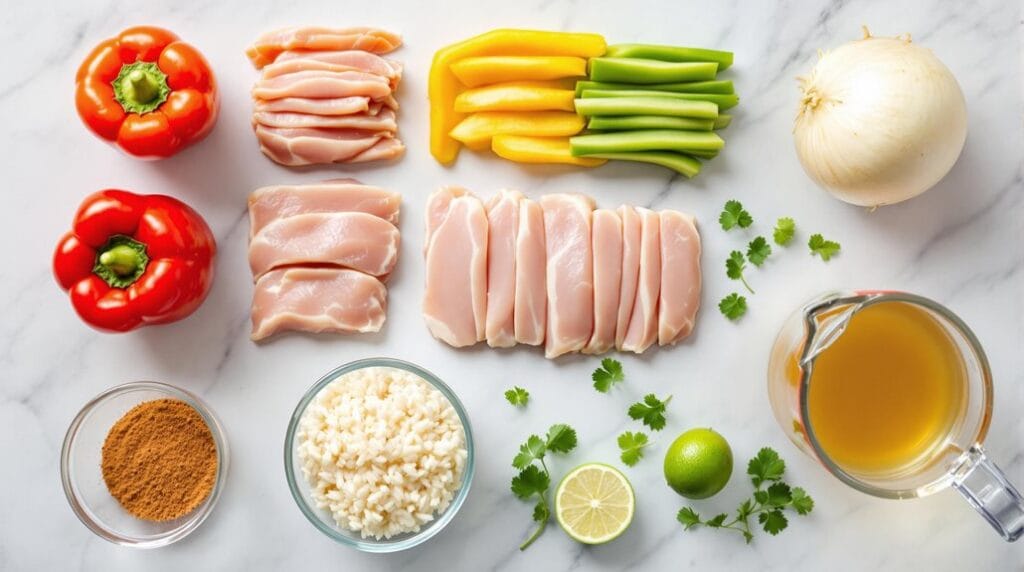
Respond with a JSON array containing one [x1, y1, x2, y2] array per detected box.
[[794, 34, 967, 207]]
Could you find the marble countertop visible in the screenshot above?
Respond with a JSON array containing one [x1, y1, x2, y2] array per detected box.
[[2, 0, 1021, 570]]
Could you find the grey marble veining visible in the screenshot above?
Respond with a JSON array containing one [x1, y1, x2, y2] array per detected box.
[[0, 0, 1021, 570]]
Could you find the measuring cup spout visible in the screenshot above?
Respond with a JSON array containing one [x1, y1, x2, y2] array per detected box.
[[800, 293, 875, 367], [952, 445, 1024, 541]]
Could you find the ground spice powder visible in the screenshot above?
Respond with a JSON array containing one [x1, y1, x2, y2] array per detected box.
[[101, 398, 218, 522]]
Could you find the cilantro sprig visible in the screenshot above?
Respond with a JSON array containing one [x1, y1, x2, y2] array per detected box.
[[719, 200, 753, 230], [628, 393, 672, 431], [676, 447, 814, 543], [808, 234, 841, 261], [618, 431, 650, 467], [746, 237, 771, 267], [773, 217, 795, 246], [718, 293, 747, 321], [592, 358, 624, 393], [504, 386, 529, 407], [726, 251, 754, 294], [511, 423, 579, 550]]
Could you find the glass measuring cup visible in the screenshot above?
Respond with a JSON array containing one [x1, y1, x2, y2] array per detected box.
[[767, 290, 1023, 541]]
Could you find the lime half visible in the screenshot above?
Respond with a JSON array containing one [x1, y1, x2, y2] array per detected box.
[[554, 463, 635, 544]]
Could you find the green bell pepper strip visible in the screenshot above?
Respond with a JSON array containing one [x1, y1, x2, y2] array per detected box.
[[588, 58, 718, 84], [570, 129, 724, 155], [579, 151, 702, 177], [605, 44, 733, 70], [574, 79, 734, 97], [574, 97, 718, 119], [714, 114, 732, 130], [580, 89, 739, 110], [587, 115, 715, 131]]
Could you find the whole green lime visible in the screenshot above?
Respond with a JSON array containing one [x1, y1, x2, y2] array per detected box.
[[663, 428, 733, 499]]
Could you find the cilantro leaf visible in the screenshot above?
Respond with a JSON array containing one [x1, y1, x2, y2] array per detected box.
[[532, 499, 549, 522], [765, 482, 792, 507], [719, 200, 753, 230], [545, 424, 578, 454], [773, 217, 795, 246], [726, 250, 754, 294], [759, 510, 788, 535], [512, 435, 547, 469], [706, 513, 728, 527], [628, 393, 672, 431], [808, 233, 841, 261], [790, 487, 814, 515], [719, 293, 748, 321], [748, 447, 786, 487], [617, 431, 650, 467], [511, 465, 549, 499], [592, 358, 625, 393], [504, 386, 530, 407], [746, 236, 772, 267], [677, 507, 702, 530]]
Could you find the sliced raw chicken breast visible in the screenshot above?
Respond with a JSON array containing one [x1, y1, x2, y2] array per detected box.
[[267, 51, 402, 85], [514, 199, 546, 346], [347, 137, 405, 163], [254, 125, 388, 166], [252, 108, 398, 131], [247, 27, 402, 68], [422, 187, 488, 347], [251, 267, 387, 341], [484, 190, 523, 348], [249, 212, 399, 279], [621, 208, 661, 354], [583, 209, 623, 355], [254, 96, 372, 116], [615, 205, 642, 350], [658, 211, 701, 345], [252, 70, 392, 100], [248, 180, 401, 237], [540, 193, 595, 358]]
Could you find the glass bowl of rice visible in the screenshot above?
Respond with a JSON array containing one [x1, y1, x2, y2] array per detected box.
[[284, 357, 475, 552]]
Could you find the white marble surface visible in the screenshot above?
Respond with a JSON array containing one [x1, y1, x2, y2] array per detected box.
[[1, 0, 1021, 569]]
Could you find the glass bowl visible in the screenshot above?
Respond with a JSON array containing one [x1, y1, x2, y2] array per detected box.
[[60, 381, 229, 548], [284, 357, 475, 552]]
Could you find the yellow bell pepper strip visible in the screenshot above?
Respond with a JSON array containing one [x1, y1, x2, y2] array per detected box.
[[605, 44, 734, 70], [492, 135, 607, 167], [714, 114, 732, 130], [579, 151, 702, 177], [588, 58, 717, 84], [450, 111, 585, 151], [454, 81, 576, 113], [451, 56, 587, 88], [587, 115, 715, 132], [580, 89, 740, 111], [574, 97, 718, 119], [430, 29, 606, 164], [574, 79, 734, 97], [570, 129, 724, 155]]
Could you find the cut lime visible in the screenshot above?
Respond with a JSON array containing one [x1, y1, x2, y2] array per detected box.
[[554, 463, 635, 544]]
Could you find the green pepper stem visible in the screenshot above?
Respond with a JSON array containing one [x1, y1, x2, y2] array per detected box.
[[112, 61, 171, 114], [127, 69, 159, 104], [99, 245, 142, 277], [92, 235, 150, 289]]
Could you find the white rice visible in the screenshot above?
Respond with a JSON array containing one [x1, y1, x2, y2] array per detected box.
[[296, 366, 468, 539]]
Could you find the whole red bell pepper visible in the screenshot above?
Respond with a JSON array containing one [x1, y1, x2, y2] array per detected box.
[[53, 190, 217, 332], [75, 26, 219, 159]]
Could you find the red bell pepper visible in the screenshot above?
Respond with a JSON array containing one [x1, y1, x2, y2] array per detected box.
[[53, 190, 217, 332], [75, 26, 219, 159]]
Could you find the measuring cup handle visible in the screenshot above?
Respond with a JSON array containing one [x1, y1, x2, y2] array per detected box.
[[951, 445, 1024, 541]]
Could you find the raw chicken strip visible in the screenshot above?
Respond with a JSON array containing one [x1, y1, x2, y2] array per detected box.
[[247, 27, 402, 69], [484, 190, 523, 348], [621, 208, 661, 354], [347, 137, 405, 163], [422, 188, 488, 347], [254, 125, 388, 166], [253, 108, 398, 131], [615, 205, 641, 350], [540, 193, 595, 358], [582, 209, 623, 355], [248, 180, 401, 237], [254, 96, 372, 116], [251, 267, 387, 341], [249, 212, 399, 279], [514, 199, 546, 346], [658, 211, 701, 345], [267, 51, 403, 84], [252, 70, 392, 100]]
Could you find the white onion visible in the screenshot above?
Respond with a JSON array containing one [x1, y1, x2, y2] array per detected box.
[[793, 29, 967, 207]]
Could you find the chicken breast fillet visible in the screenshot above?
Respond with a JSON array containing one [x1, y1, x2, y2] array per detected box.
[[252, 70, 393, 100], [251, 267, 387, 341], [583, 209, 623, 355], [254, 125, 389, 166], [422, 187, 488, 347], [658, 210, 701, 345], [540, 193, 596, 358], [513, 199, 547, 346], [484, 190, 523, 348], [252, 108, 397, 132], [621, 207, 661, 354], [249, 212, 399, 279], [246, 27, 402, 69], [615, 205, 642, 350], [248, 180, 401, 238]]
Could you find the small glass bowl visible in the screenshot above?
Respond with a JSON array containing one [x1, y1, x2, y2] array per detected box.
[[60, 381, 229, 548], [284, 358, 475, 553]]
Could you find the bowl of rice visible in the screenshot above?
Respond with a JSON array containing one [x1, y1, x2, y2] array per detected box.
[[284, 358, 474, 552]]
